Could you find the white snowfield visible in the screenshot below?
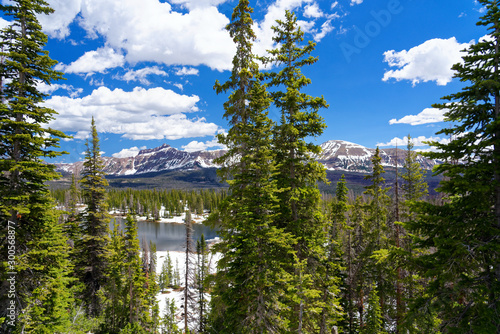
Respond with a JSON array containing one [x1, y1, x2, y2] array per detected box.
[[155, 248, 221, 330], [110, 205, 209, 224]]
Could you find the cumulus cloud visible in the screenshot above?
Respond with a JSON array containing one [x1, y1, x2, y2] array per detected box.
[[46, 86, 219, 140], [39, 0, 82, 39], [40, 0, 336, 72], [74, 131, 90, 140], [377, 135, 449, 147], [175, 67, 199, 76], [77, 0, 234, 71], [304, 3, 324, 18], [382, 37, 472, 86], [112, 146, 147, 158], [56, 47, 125, 74], [351, 0, 363, 5], [182, 134, 226, 152], [253, 0, 337, 57], [117, 66, 168, 85], [389, 108, 446, 126]]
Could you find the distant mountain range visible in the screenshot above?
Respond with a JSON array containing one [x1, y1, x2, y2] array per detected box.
[[55, 140, 439, 177]]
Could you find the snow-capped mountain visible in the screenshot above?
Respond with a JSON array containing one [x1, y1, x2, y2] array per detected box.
[[55, 140, 438, 176], [316, 140, 438, 172], [56, 144, 225, 176]]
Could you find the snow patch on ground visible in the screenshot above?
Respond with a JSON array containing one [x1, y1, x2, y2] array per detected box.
[[155, 250, 221, 330]]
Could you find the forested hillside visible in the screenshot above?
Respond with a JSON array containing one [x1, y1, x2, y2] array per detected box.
[[0, 0, 498, 333]]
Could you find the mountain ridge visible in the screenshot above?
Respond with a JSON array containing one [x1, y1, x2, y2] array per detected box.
[[55, 140, 439, 177]]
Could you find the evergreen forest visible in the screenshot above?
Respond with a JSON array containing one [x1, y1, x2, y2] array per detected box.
[[0, 0, 498, 333]]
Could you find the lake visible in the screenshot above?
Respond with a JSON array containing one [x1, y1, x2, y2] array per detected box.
[[111, 217, 219, 251]]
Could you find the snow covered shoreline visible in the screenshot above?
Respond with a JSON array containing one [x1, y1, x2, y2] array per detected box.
[[109, 207, 209, 225]]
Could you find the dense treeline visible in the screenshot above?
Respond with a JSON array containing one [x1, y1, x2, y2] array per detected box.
[[0, 0, 498, 333], [52, 187, 227, 219]]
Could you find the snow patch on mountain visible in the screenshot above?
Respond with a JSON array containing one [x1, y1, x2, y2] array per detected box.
[[55, 140, 438, 176]]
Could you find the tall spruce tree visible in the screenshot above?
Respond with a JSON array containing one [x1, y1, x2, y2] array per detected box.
[[400, 134, 428, 303], [349, 195, 367, 331], [184, 210, 196, 332], [320, 175, 348, 334], [0, 0, 73, 332], [401, 135, 428, 207], [262, 10, 332, 332], [102, 219, 127, 333], [76, 117, 111, 317], [405, 1, 499, 331], [208, 2, 293, 332], [196, 234, 209, 333], [362, 147, 393, 329], [361, 284, 387, 334], [101, 215, 157, 333], [390, 135, 429, 334]]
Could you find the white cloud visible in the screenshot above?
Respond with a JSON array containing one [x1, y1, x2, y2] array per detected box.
[[112, 146, 142, 158], [39, 0, 82, 39], [389, 108, 446, 126], [77, 0, 234, 71], [351, 0, 363, 5], [253, 0, 338, 52], [182, 135, 226, 152], [377, 135, 449, 147], [39, 0, 335, 72], [0, 17, 10, 30], [304, 3, 324, 18], [46, 86, 219, 140], [173, 83, 184, 90], [117, 66, 168, 85], [382, 37, 472, 86], [313, 19, 334, 42], [56, 47, 125, 74], [37, 81, 83, 98], [169, 0, 229, 10], [253, 0, 321, 57], [74, 131, 90, 140], [175, 67, 199, 76], [89, 77, 104, 87]]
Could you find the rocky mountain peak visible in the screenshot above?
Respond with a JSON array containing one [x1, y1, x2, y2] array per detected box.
[[55, 140, 438, 177]]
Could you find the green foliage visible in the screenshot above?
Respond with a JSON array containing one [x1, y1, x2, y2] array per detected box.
[[209, 3, 296, 333], [183, 210, 196, 331], [262, 10, 336, 333], [361, 284, 386, 334], [75, 118, 111, 317], [196, 234, 209, 332], [0, 0, 73, 332], [100, 215, 159, 333], [403, 1, 500, 332], [0, 0, 67, 222], [159, 252, 174, 292], [318, 176, 348, 333], [161, 298, 181, 334], [362, 148, 393, 323], [15, 207, 75, 333], [119, 322, 148, 334], [401, 135, 428, 205]]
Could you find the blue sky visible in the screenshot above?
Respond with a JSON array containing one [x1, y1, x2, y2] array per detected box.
[[1, 0, 489, 163]]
